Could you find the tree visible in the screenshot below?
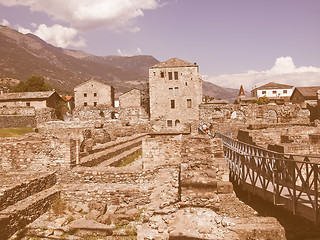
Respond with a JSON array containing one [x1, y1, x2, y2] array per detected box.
[[12, 76, 52, 92], [255, 96, 270, 105]]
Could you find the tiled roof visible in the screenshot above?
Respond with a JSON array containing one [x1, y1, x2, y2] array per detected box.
[[254, 82, 294, 90], [74, 79, 112, 89], [150, 58, 197, 68], [0, 91, 55, 101], [294, 86, 320, 98]]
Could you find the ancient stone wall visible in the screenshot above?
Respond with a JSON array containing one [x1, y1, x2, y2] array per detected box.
[[0, 134, 79, 172], [142, 135, 183, 170], [0, 106, 35, 115], [62, 165, 180, 206], [72, 106, 149, 124], [237, 125, 320, 156], [35, 108, 56, 123], [200, 103, 310, 125], [0, 107, 56, 128], [39, 120, 150, 142], [118, 107, 149, 124], [0, 115, 36, 128], [0, 172, 56, 211]]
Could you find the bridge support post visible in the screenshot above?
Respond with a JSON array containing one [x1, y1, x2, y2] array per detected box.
[[272, 167, 279, 205], [314, 164, 319, 224], [290, 159, 297, 216]]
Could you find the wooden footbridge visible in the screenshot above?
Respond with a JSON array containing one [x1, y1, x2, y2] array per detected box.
[[216, 132, 320, 224]]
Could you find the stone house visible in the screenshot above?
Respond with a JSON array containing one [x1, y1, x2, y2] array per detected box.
[[74, 79, 115, 108], [119, 88, 141, 108], [149, 58, 202, 130], [0, 91, 62, 109], [290, 86, 320, 105], [251, 82, 294, 99], [290, 86, 320, 121]]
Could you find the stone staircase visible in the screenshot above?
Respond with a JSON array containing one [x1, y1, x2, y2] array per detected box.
[[79, 133, 146, 167], [0, 172, 60, 239]]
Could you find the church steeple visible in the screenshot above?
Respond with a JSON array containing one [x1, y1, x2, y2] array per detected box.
[[238, 85, 246, 102]]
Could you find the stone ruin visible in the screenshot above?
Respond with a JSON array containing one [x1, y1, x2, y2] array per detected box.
[[0, 124, 287, 239], [1, 96, 318, 239]]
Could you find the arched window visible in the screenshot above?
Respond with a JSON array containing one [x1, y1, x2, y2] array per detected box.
[[175, 119, 180, 126]]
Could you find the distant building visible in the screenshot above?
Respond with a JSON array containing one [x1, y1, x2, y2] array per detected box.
[[0, 91, 62, 109], [290, 86, 320, 105], [74, 79, 115, 108], [119, 89, 141, 108], [237, 85, 246, 102], [149, 57, 202, 129], [251, 82, 294, 99]]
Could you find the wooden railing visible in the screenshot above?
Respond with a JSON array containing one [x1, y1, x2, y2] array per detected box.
[[216, 132, 320, 224]]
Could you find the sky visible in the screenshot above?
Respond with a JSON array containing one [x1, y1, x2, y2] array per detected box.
[[0, 0, 320, 91]]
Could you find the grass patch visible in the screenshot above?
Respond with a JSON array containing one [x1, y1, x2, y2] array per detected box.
[[116, 149, 142, 167], [0, 127, 34, 138]]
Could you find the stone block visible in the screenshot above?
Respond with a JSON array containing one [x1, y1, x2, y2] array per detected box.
[[217, 181, 233, 194]]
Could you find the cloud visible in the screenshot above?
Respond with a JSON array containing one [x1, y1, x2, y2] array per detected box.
[[0, 0, 162, 32], [18, 24, 86, 48], [116, 47, 143, 56], [1, 18, 10, 26], [17, 25, 31, 34], [30, 22, 37, 28], [205, 57, 320, 91]]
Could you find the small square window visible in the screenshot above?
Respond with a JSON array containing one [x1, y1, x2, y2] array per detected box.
[[94, 93, 97, 97], [167, 120, 173, 127], [26, 102, 30, 106], [273, 90, 277, 94], [94, 102, 97, 107], [174, 72, 178, 80], [84, 102, 87, 106], [84, 93, 87, 97], [171, 100, 175, 109], [187, 99, 192, 108], [283, 90, 287, 94], [262, 91, 266, 94]]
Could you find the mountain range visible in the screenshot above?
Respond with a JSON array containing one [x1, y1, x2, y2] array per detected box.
[[0, 25, 238, 101]]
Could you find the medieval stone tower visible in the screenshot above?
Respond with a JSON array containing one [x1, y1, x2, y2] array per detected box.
[[149, 58, 202, 130]]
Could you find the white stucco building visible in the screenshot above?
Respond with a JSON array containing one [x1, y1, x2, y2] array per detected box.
[[251, 82, 294, 99]]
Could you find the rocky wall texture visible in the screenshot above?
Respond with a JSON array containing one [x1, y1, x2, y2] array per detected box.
[[0, 134, 78, 172], [237, 125, 320, 157], [35, 108, 56, 123], [0, 115, 36, 128], [142, 135, 183, 170], [0, 107, 35, 115], [118, 107, 149, 124], [200, 103, 310, 125], [0, 188, 60, 240], [0, 172, 56, 211], [62, 165, 180, 207]]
